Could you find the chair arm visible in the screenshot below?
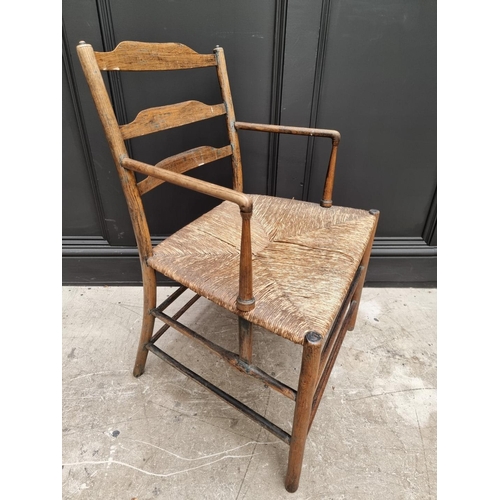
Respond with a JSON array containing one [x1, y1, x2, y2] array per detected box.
[[121, 156, 255, 311], [234, 121, 341, 207], [121, 157, 252, 212], [234, 121, 340, 144]]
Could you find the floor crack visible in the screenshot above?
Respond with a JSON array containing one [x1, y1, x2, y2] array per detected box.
[[235, 389, 272, 500], [416, 409, 432, 498], [348, 387, 436, 401]]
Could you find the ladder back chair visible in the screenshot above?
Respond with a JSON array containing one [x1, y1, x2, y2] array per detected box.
[[77, 40, 379, 493]]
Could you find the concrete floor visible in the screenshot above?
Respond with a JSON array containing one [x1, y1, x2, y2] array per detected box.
[[62, 286, 436, 500]]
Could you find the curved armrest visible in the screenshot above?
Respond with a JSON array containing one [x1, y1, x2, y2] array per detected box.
[[234, 121, 341, 207], [234, 121, 340, 144], [121, 157, 252, 212], [121, 156, 255, 311]]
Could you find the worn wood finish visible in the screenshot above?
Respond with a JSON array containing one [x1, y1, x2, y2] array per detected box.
[[95, 41, 217, 71], [235, 121, 341, 143], [238, 316, 253, 363], [77, 43, 153, 263], [235, 121, 340, 206], [78, 42, 158, 376], [133, 266, 157, 377], [237, 210, 254, 311], [137, 145, 232, 195], [122, 157, 252, 210], [285, 331, 322, 493], [214, 47, 244, 192], [120, 101, 226, 140], [320, 143, 338, 208]]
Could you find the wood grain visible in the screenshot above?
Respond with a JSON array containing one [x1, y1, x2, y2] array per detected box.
[[214, 47, 244, 192], [234, 121, 341, 206], [237, 210, 255, 312], [76, 43, 153, 262], [235, 121, 341, 143], [95, 41, 217, 71], [137, 145, 232, 195], [120, 101, 226, 140], [121, 157, 252, 211], [286, 332, 322, 492]]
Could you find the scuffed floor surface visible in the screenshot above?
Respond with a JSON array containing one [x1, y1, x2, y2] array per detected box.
[[62, 287, 436, 499]]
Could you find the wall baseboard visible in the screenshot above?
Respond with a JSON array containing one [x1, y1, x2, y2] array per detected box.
[[62, 236, 436, 287]]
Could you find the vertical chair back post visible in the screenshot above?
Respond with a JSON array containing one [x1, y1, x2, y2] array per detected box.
[[76, 42, 153, 263], [214, 46, 255, 311], [214, 46, 244, 192], [77, 42, 158, 376]]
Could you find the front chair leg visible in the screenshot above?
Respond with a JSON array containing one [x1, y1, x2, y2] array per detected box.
[[133, 266, 157, 377], [285, 331, 322, 493], [238, 317, 253, 364]]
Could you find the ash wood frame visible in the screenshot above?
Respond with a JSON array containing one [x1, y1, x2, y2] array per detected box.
[[76, 40, 379, 492]]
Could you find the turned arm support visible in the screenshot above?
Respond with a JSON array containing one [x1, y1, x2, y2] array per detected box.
[[234, 121, 341, 208], [121, 157, 255, 311]]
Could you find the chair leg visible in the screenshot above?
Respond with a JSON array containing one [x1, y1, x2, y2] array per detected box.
[[133, 266, 157, 377], [348, 209, 380, 331], [285, 331, 322, 493], [238, 317, 253, 363]]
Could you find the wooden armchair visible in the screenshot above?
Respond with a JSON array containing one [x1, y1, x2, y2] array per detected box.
[[77, 41, 379, 493]]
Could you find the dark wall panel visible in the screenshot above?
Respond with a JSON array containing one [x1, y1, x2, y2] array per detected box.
[[62, 0, 436, 285], [62, 57, 102, 237], [109, 0, 277, 203], [309, 0, 437, 238], [275, 0, 324, 201]]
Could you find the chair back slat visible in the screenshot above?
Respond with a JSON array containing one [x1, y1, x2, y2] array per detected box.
[[95, 41, 217, 71], [120, 101, 226, 140], [137, 145, 232, 195], [76, 39, 245, 263]]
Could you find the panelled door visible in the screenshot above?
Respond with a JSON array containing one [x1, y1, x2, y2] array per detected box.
[[63, 0, 436, 285]]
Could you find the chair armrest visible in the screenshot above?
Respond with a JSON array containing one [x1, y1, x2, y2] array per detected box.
[[234, 121, 341, 144], [121, 156, 255, 311], [234, 121, 341, 207], [121, 157, 252, 212]]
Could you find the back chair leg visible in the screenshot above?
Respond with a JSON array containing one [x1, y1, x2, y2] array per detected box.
[[348, 209, 380, 331], [133, 266, 157, 377], [285, 331, 322, 493]]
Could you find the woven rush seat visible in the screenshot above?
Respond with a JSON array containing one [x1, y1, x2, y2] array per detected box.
[[148, 194, 376, 344]]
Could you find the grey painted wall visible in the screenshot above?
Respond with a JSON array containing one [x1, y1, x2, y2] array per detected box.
[[63, 0, 436, 285]]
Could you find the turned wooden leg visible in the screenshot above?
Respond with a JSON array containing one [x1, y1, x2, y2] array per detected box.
[[348, 209, 380, 331], [238, 317, 253, 364], [133, 266, 157, 377], [285, 331, 322, 493]]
